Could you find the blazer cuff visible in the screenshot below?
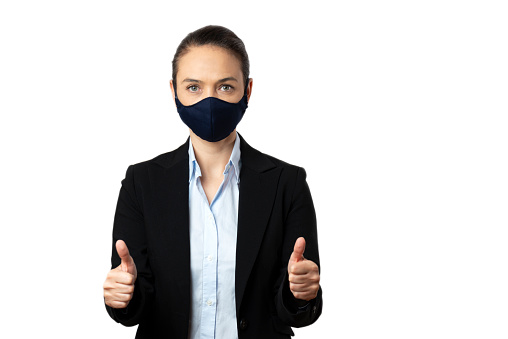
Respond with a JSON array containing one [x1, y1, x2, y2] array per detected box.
[[276, 270, 323, 327]]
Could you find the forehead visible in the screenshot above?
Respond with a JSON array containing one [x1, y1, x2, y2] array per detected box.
[[177, 45, 242, 82]]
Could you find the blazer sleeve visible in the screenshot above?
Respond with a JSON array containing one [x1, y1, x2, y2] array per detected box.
[[104, 164, 155, 327], [275, 166, 323, 327]]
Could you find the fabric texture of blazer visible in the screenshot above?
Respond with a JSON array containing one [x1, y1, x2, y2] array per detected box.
[[105, 134, 323, 338]]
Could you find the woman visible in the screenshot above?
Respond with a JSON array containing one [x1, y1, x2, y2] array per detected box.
[[103, 25, 323, 339]]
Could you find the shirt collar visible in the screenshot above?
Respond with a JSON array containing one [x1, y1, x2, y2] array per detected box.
[[188, 132, 242, 184]]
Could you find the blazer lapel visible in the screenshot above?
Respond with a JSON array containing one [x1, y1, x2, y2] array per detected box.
[[235, 134, 281, 314]]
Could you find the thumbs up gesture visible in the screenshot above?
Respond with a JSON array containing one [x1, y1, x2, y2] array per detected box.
[[103, 240, 138, 309], [287, 237, 320, 301]]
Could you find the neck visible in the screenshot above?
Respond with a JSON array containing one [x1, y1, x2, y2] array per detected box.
[[190, 129, 237, 179]]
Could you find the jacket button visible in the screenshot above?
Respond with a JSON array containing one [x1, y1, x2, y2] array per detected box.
[[239, 318, 248, 330]]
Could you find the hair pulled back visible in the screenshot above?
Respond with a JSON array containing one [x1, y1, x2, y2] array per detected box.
[[172, 25, 250, 91]]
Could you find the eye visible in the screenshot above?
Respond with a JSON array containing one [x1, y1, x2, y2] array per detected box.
[[187, 85, 199, 92], [219, 84, 233, 92]]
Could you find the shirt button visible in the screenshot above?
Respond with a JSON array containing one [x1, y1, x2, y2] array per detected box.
[[207, 255, 213, 261], [206, 300, 213, 306]]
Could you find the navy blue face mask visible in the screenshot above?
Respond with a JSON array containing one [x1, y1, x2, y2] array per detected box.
[[175, 82, 249, 142]]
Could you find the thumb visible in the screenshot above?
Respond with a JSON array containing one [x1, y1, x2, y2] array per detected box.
[[290, 237, 306, 263], [116, 239, 134, 273]]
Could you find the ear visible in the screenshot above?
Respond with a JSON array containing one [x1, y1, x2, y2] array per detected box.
[[246, 78, 253, 103], [169, 79, 176, 106]]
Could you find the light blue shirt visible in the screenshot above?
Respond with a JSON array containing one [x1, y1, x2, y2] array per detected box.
[[188, 133, 241, 339]]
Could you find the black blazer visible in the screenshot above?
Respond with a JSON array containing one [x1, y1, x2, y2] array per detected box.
[[105, 134, 323, 339]]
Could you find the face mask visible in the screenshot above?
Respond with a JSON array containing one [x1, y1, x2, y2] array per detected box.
[[175, 83, 249, 142]]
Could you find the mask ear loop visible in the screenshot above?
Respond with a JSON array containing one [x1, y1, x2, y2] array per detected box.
[[244, 78, 250, 96], [173, 80, 179, 100]]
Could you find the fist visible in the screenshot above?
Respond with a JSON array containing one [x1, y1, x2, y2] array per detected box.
[[103, 240, 138, 309], [287, 237, 320, 301]]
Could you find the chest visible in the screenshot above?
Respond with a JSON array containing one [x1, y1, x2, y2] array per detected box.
[[188, 173, 240, 258], [200, 176, 224, 205]]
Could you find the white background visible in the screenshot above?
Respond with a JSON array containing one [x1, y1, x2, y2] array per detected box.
[[1, 1, 507, 338]]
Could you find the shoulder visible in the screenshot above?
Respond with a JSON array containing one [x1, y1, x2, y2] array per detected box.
[[129, 139, 190, 169], [120, 138, 190, 181], [264, 152, 305, 178], [239, 134, 307, 183], [241, 140, 313, 210], [266, 153, 309, 190]]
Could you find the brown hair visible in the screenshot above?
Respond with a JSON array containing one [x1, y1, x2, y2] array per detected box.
[[172, 25, 250, 91]]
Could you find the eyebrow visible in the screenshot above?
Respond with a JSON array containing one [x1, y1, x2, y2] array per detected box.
[[182, 78, 202, 83], [181, 77, 239, 84], [217, 77, 238, 83]]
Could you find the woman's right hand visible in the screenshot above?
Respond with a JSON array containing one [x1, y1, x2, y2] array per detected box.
[[103, 240, 138, 309]]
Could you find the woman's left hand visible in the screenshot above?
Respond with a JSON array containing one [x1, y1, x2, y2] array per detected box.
[[287, 237, 320, 301]]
